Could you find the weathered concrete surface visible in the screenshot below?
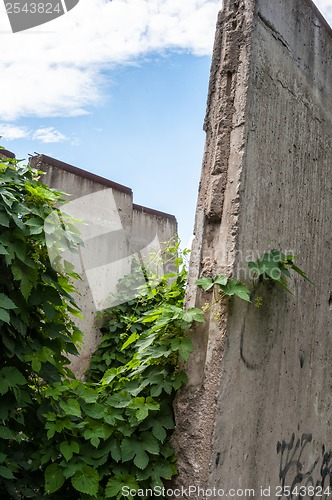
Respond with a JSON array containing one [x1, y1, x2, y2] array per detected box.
[[173, 0, 332, 496], [31, 154, 177, 378]]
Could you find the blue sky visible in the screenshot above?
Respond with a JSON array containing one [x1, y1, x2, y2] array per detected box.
[[1, 0, 332, 247], [3, 54, 212, 246]]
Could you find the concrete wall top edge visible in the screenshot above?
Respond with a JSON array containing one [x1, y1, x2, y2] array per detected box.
[[254, 0, 332, 37], [256, 0, 332, 43], [32, 154, 133, 196], [303, 0, 332, 37], [0, 149, 16, 159], [254, 0, 332, 101], [132, 203, 177, 222], [31, 154, 177, 223]]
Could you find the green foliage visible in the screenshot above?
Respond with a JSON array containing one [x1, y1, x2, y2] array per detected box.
[[0, 168, 202, 500], [0, 153, 83, 498], [196, 250, 311, 312], [196, 275, 251, 302], [0, 150, 313, 498], [37, 244, 204, 498], [248, 249, 312, 293]]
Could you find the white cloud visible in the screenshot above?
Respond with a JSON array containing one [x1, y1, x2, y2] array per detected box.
[[315, 0, 332, 13], [32, 127, 66, 143], [0, 0, 221, 120], [0, 0, 331, 122], [0, 124, 29, 140], [0, 123, 66, 143]]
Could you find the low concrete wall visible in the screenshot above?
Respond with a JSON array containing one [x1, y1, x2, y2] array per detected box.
[[31, 154, 177, 378], [173, 0, 332, 496]]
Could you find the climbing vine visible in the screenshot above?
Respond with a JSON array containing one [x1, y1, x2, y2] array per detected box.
[[0, 152, 82, 498], [0, 150, 311, 499], [0, 150, 204, 499], [39, 244, 204, 498], [196, 249, 311, 310]]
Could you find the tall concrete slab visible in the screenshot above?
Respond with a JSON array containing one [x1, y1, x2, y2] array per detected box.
[[173, 0, 332, 496]]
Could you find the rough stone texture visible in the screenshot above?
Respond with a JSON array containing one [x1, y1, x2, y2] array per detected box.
[[30, 154, 177, 378], [173, 0, 332, 497]]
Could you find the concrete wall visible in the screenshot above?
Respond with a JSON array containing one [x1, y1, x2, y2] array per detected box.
[[173, 0, 332, 496], [31, 154, 177, 378]]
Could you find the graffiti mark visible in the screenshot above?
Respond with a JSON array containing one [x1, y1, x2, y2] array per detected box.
[[276, 433, 332, 499]]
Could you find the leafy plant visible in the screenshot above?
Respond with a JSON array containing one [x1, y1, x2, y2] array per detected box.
[[0, 152, 83, 498], [196, 249, 311, 313], [1, 149, 312, 498], [0, 168, 203, 500], [196, 275, 250, 302], [248, 249, 312, 293], [37, 242, 204, 498]]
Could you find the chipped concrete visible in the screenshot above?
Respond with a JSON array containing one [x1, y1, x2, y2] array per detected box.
[[173, 0, 332, 496], [172, 0, 255, 491]]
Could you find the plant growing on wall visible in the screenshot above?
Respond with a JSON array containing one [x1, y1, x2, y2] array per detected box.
[[0, 152, 83, 498], [196, 275, 251, 301], [1, 150, 312, 498], [196, 249, 311, 310], [39, 242, 204, 498], [248, 249, 312, 292], [0, 154, 204, 500]]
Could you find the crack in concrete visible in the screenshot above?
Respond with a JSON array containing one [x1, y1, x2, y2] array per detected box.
[[257, 11, 290, 52]]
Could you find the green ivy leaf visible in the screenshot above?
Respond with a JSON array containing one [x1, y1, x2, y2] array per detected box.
[[59, 398, 82, 418], [0, 466, 15, 479], [154, 462, 177, 483], [45, 463, 65, 494], [151, 421, 167, 442], [221, 280, 251, 302], [106, 392, 132, 409], [182, 307, 205, 323], [71, 465, 99, 497], [101, 368, 118, 385], [135, 332, 158, 352], [0, 366, 26, 395], [0, 308, 10, 324], [263, 263, 282, 280], [0, 426, 13, 440], [170, 337, 193, 361], [172, 371, 188, 390], [24, 217, 44, 228], [25, 346, 57, 373], [129, 397, 160, 422], [110, 441, 121, 462], [121, 432, 159, 470], [195, 276, 214, 291], [0, 211, 10, 227], [83, 423, 112, 447], [104, 408, 125, 426], [121, 332, 139, 350], [248, 250, 312, 294], [248, 261, 262, 276], [105, 478, 125, 498], [60, 441, 80, 461], [75, 384, 99, 404], [0, 293, 16, 309], [0, 243, 8, 255], [105, 475, 139, 498], [214, 275, 228, 286], [80, 402, 106, 419], [20, 276, 34, 300]]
